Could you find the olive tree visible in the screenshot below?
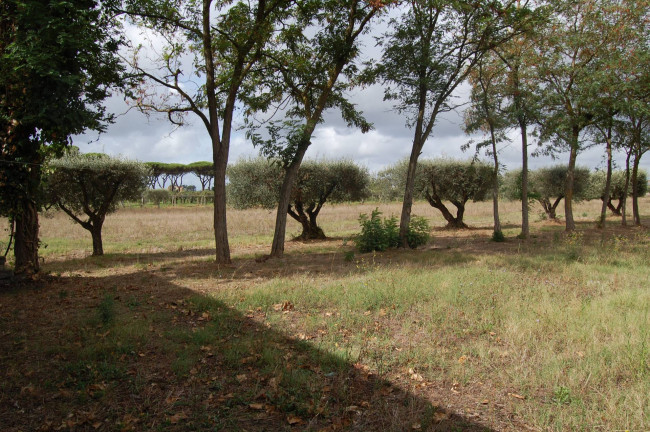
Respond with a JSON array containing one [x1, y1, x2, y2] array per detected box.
[[504, 166, 591, 220], [416, 160, 493, 229], [591, 170, 647, 216], [228, 159, 369, 239], [46, 153, 150, 256]]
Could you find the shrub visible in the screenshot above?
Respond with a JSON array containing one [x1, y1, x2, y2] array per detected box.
[[145, 189, 171, 207], [355, 209, 430, 252], [406, 216, 430, 248]]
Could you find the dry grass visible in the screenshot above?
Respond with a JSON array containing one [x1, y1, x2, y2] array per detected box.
[[1, 197, 649, 432], [33, 197, 604, 260]]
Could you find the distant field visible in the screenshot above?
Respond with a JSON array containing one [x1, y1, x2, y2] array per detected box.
[[1, 198, 648, 431]]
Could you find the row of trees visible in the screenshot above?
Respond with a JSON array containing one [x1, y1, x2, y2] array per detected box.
[[10, 150, 650, 260], [2, 0, 648, 273], [146, 162, 214, 191]]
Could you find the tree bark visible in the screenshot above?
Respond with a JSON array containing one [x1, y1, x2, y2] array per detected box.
[[519, 121, 529, 238], [14, 198, 39, 274], [212, 160, 231, 264], [425, 193, 468, 229], [621, 151, 631, 227], [564, 129, 579, 231], [598, 133, 613, 228], [489, 123, 501, 234], [271, 144, 309, 257], [399, 139, 424, 246], [632, 153, 641, 226], [90, 225, 103, 256]]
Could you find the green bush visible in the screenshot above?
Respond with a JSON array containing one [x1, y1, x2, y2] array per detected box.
[[406, 216, 430, 248], [355, 209, 429, 252]]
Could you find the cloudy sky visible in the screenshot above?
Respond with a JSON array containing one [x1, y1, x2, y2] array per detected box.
[[73, 16, 648, 187]]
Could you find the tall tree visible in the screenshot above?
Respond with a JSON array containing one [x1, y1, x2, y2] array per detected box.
[[120, 0, 292, 264], [464, 53, 510, 237], [372, 0, 531, 248], [534, 0, 634, 231], [0, 0, 124, 274], [246, 0, 382, 258], [491, 4, 544, 239]]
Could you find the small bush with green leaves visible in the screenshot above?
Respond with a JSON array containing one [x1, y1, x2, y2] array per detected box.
[[356, 209, 430, 252], [405, 216, 430, 248]]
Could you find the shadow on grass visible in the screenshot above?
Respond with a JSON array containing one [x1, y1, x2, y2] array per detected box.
[[0, 272, 497, 431], [41, 213, 649, 282]]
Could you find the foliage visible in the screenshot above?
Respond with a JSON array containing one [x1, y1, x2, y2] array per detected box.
[[46, 153, 150, 255], [121, 0, 295, 264], [368, 161, 408, 202], [187, 161, 214, 191], [416, 159, 493, 228], [228, 158, 369, 239], [366, 0, 533, 244], [227, 159, 283, 210], [243, 0, 383, 255], [355, 209, 399, 253], [0, 0, 125, 272], [145, 188, 171, 207], [504, 166, 591, 220], [355, 209, 429, 253], [590, 170, 648, 215]]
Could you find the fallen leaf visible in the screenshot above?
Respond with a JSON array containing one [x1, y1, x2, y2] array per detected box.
[[458, 355, 468, 364], [168, 412, 187, 424], [508, 393, 526, 400], [249, 403, 265, 410], [286, 414, 302, 425], [411, 422, 421, 430], [236, 374, 247, 383], [433, 411, 450, 422]]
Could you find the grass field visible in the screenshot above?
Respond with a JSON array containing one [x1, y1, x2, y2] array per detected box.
[[1, 198, 649, 431]]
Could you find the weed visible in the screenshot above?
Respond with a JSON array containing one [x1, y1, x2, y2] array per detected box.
[[552, 386, 572, 405], [491, 230, 505, 242], [97, 294, 116, 326], [343, 250, 355, 262]]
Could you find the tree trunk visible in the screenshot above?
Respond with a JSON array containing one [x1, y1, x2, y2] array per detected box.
[[564, 130, 579, 231], [632, 153, 641, 226], [271, 146, 309, 258], [489, 124, 501, 234], [296, 217, 325, 240], [519, 121, 529, 238], [598, 134, 613, 228], [399, 139, 424, 247], [212, 160, 231, 264], [14, 198, 39, 275], [608, 199, 622, 216], [425, 193, 468, 229], [621, 151, 631, 227], [90, 225, 104, 256]]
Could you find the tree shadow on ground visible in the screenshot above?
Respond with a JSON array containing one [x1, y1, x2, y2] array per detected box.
[[0, 272, 506, 431], [41, 213, 649, 283]]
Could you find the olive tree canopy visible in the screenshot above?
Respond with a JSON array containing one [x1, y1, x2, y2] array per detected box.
[[228, 159, 369, 239], [46, 153, 150, 256]]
